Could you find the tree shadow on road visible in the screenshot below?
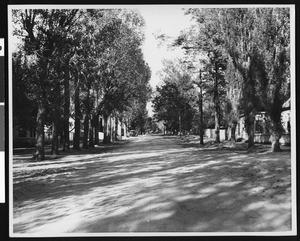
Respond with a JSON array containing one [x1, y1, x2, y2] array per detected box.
[[13, 135, 292, 233]]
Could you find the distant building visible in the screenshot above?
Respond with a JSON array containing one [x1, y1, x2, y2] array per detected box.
[[205, 98, 291, 145], [234, 99, 290, 145]]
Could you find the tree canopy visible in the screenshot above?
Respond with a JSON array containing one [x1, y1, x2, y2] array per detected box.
[[154, 7, 291, 151], [12, 8, 152, 160]]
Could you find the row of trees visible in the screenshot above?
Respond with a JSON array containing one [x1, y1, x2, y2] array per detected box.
[[153, 59, 197, 136], [153, 8, 290, 152], [13, 9, 152, 161]]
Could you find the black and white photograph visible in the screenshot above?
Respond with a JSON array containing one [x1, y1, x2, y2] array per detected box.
[[6, 3, 296, 237]]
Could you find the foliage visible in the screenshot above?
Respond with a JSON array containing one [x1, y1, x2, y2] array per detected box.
[[184, 8, 291, 150], [153, 59, 197, 134], [175, 9, 228, 142], [12, 8, 152, 156], [12, 51, 37, 131]]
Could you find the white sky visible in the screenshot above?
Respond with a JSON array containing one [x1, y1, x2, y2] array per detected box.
[[139, 6, 193, 88], [137, 6, 194, 115]]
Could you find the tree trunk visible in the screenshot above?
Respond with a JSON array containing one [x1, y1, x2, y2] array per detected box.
[[63, 61, 70, 152], [270, 118, 283, 152], [245, 115, 255, 149], [183, 105, 186, 136], [214, 64, 220, 143], [51, 90, 60, 155], [51, 80, 60, 155], [83, 77, 91, 149], [248, 123, 255, 149], [103, 115, 107, 143], [109, 116, 113, 143], [34, 98, 46, 161], [115, 117, 118, 141], [94, 114, 99, 146], [89, 118, 94, 148], [230, 122, 237, 141], [271, 133, 281, 152], [199, 90, 204, 145], [83, 113, 89, 149], [51, 118, 59, 155], [214, 112, 220, 143], [178, 110, 182, 137], [111, 117, 115, 143], [103, 115, 110, 144], [73, 72, 81, 150]]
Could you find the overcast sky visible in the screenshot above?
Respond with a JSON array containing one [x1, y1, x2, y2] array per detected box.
[[137, 6, 194, 115], [139, 6, 193, 88]]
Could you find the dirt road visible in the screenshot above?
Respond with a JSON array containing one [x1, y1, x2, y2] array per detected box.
[[13, 134, 292, 234]]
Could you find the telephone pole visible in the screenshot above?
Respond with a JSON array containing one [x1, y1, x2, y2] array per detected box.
[[199, 69, 204, 145]]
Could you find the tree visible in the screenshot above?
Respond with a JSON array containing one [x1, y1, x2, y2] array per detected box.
[[153, 59, 197, 135], [12, 9, 79, 159], [128, 102, 148, 134], [175, 10, 228, 143], [78, 10, 124, 147], [96, 10, 151, 143], [224, 57, 243, 142], [216, 8, 265, 149], [185, 8, 290, 151], [12, 8, 152, 156], [145, 117, 159, 133], [253, 8, 290, 151], [218, 8, 290, 151], [12, 51, 37, 139], [70, 60, 82, 150]]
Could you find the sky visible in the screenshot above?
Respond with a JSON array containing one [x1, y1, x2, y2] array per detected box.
[[139, 6, 193, 87], [137, 6, 194, 116]]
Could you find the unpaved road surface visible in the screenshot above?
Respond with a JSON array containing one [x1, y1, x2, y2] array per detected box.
[[13, 134, 292, 234]]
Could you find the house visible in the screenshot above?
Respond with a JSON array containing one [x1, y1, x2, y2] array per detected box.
[[235, 99, 291, 145], [205, 98, 291, 145], [68, 115, 129, 142]]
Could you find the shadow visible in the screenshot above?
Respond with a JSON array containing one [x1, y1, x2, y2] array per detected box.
[[13, 139, 130, 157], [13, 134, 292, 233]]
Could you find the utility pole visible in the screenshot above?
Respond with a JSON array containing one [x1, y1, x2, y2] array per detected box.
[[188, 63, 204, 145], [199, 69, 204, 145]]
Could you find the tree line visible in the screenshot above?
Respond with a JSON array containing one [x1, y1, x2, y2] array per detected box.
[[153, 8, 290, 152], [12, 9, 152, 161]]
